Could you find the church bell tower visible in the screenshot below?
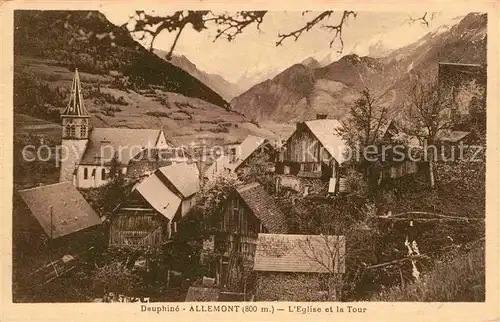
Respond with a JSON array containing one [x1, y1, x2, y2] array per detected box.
[[61, 68, 90, 139], [59, 68, 90, 183]]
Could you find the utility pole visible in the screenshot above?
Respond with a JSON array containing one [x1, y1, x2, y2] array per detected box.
[[49, 205, 53, 262]]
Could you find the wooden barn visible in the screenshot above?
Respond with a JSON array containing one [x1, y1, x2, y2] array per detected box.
[[277, 115, 348, 194], [204, 182, 288, 287], [371, 121, 419, 184], [109, 162, 200, 247], [14, 182, 103, 292], [253, 233, 346, 301], [204, 135, 277, 182]]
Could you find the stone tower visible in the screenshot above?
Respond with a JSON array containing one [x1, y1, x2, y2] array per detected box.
[[59, 69, 90, 183]]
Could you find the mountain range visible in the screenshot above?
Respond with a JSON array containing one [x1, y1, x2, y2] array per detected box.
[[13, 10, 487, 143], [154, 49, 244, 101], [13, 10, 277, 146], [230, 13, 487, 123]]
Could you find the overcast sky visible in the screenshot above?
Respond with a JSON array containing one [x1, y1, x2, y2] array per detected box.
[[101, 8, 467, 83]]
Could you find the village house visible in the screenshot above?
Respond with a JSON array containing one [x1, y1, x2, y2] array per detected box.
[[204, 182, 288, 287], [437, 62, 487, 118], [370, 120, 420, 185], [203, 135, 277, 182], [109, 162, 200, 247], [14, 182, 103, 290], [59, 69, 171, 188], [276, 114, 348, 194], [125, 146, 192, 182], [252, 233, 346, 301]]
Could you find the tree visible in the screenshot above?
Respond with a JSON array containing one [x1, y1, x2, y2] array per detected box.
[[404, 79, 453, 188], [237, 150, 276, 192], [89, 11, 431, 60], [195, 171, 242, 220], [337, 87, 388, 182]]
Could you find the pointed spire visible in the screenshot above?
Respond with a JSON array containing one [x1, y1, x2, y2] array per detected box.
[[62, 68, 90, 117]]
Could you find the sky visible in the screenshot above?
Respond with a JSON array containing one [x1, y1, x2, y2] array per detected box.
[[100, 7, 467, 84]]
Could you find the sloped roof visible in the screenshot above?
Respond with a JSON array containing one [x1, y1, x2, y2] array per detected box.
[[156, 162, 200, 198], [18, 182, 101, 239], [185, 287, 220, 302], [435, 129, 470, 143], [231, 135, 267, 170], [126, 147, 190, 181], [304, 119, 347, 164], [61, 69, 90, 117], [79, 128, 164, 165], [134, 173, 182, 221], [236, 182, 288, 234], [253, 233, 346, 274]]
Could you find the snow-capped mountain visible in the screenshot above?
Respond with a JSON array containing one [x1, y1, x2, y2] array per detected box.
[[230, 13, 486, 123]]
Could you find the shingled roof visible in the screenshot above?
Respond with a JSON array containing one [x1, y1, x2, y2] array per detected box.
[[253, 234, 346, 274], [156, 162, 200, 198], [18, 182, 101, 239], [304, 119, 347, 164], [236, 182, 288, 234], [231, 135, 267, 170], [79, 128, 166, 165]]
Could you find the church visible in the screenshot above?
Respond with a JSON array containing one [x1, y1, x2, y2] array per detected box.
[[59, 69, 171, 188]]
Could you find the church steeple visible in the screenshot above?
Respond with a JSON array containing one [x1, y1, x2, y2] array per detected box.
[[61, 69, 90, 139]]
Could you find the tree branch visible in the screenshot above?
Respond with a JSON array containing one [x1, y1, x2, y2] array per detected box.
[[276, 11, 335, 46], [322, 11, 357, 52]]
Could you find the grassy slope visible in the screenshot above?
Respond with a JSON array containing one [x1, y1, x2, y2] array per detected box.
[[14, 56, 279, 147], [371, 244, 485, 301]]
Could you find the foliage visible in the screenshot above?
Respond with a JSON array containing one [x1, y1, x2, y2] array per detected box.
[[146, 110, 169, 117], [78, 173, 135, 216], [337, 87, 389, 181], [402, 79, 454, 188], [404, 79, 454, 142], [13, 132, 60, 187], [436, 144, 485, 193], [92, 261, 144, 296], [14, 11, 229, 108], [14, 67, 65, 122], [237, 150, 276, 192], [86, 84, 129, 106], [451, 79, 486, 135], [343, 167, 369, 197], [194, 172, 242, 220], [371, 244, 484, 301]]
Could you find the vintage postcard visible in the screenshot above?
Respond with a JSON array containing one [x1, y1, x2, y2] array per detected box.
[[1, 0, 498, 321]]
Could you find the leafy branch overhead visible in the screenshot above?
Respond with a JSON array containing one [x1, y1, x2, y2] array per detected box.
[[123, 10, 431, 59]]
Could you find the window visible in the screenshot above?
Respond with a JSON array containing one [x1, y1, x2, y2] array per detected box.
[[80, 124, 87, 137], [83, 167, 88, 179], [65, 124, 71, 137], [69, 125, 76, 137], [101, 168, 106, 180]]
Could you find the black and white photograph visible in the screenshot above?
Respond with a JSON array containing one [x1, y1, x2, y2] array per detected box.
[[8, 4, 490, 307]]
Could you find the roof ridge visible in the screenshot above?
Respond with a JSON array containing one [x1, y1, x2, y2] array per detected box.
[[18, 181, 72, 192], [236, 181, 261, 192]]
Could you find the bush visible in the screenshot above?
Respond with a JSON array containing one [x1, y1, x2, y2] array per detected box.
[[371, 245, 485, 301], [146, 110, 169, 117], [250, 118, 261, 128]]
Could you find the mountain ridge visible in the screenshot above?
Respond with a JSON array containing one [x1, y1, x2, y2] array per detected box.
[[230, 13, 487, 123], [154, 49, 243, 101]]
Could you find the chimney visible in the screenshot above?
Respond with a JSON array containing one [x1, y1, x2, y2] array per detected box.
[[316, 113, 328, 120]]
